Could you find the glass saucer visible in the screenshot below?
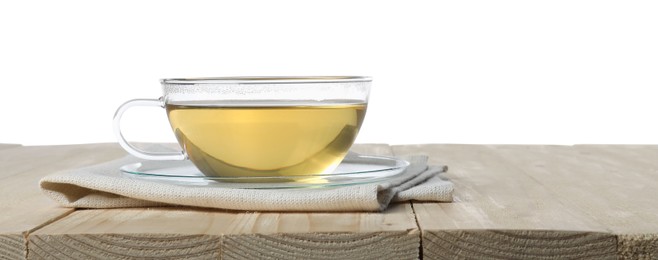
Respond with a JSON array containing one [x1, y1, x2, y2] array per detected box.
[[120, 154, 410, 189]]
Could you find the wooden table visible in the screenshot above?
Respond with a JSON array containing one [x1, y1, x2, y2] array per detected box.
[[1, 143, 657, 259]]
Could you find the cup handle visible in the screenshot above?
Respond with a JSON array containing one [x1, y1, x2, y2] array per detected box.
[[113, 98, 186, 160]]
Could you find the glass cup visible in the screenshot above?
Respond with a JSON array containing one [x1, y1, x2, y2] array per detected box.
[[113, 76, 371, 178]]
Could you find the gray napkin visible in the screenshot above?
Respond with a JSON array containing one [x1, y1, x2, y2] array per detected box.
[[40, 153, 453, 212]]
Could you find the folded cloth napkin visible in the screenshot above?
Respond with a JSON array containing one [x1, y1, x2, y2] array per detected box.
[[40, 153, 453, 212]]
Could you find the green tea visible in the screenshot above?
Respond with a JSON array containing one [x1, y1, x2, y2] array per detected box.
[[166, 101, 367, 177]]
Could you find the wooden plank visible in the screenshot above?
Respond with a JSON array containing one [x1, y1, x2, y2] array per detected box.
[[28, 208, 222, 259], [220, 203, 418, 259], [28, 144, 422, 259], [0, 144, 126, 260], [0, 145, 25, 260], [569, 145, 658, 259], [29, 204, 417, 259], [481, 145, 658, 259], [565, 145, 658, 234], [392, 144, 618, 259], [0, 143, 21, 151]]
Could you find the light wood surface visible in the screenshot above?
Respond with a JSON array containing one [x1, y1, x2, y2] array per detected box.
[[392, 144, 658, 259], [0, 144, 21, 151], [30, 204, 417, 259], [0, 144, 22, 260], [20, 144, 421, 259], [0, 144, 126, 260], [2, 143, 658, 259], [570, 145, 658, 259]]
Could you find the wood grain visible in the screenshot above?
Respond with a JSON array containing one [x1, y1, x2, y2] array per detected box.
[[29, 208, 234, 259], [27, 144, 422, 259], [570, 145, 658, 259], [422, 230, 615, 260], [393, 144, 619, 259], [0, 234, 23, 260], [220, 203, 418, 259], [6, 143, 658, 259], [30, 204, 417, 259], [0, 144, 125, 260], [618, 234, 658, 260], [485, 145, 658, 259]]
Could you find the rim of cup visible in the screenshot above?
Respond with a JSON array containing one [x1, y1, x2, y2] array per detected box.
[[161, 76, 372, 85]]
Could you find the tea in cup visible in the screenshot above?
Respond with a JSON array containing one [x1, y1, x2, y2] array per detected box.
[[113, 77, 371, 179]]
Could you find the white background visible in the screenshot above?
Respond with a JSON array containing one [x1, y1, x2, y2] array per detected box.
[[1, 0, 657, 146]]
